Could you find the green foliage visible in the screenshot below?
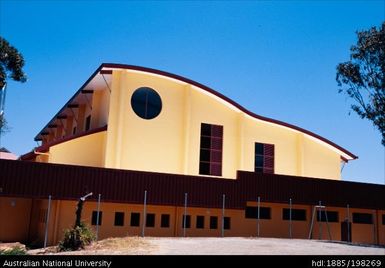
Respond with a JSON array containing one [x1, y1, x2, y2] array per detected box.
[[0, 246, 27, 255], [336, 22, 385, 146], [0, 114, 10, 135], [0, 37, 27, 88], [0, 37, 27, 136], [58, 222, 95, 251]]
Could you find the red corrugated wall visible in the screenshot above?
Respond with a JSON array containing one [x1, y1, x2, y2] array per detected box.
[[0, 159, 384, 209]]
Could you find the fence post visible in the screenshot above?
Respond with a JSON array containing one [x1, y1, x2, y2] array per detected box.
[[318, 200, 322, 239], [95, 194, 101, 241], [257, 196, 260, 237], [183, 193, 188, 237], [346, 204, 350, 243], [221, 194, 225, 237], [43, 195, 52, 248], [289, 198, 292, 239], [141, 190, 147, 237]]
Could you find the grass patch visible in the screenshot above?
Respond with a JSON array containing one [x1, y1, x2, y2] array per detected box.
[[0, 246, 27, 255]]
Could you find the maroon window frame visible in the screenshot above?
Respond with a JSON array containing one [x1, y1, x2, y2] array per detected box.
[[199, 123, 223, 176], [255, 142, 275, 174]]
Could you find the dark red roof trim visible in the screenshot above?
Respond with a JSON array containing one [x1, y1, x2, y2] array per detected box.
[[0, 159, 383, 209], [100, 70, 113, 75], [22, 125, 107, 160], [34, 63, 357, 160]]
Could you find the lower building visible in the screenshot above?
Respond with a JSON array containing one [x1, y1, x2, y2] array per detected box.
[[0, 159, 384, 247]]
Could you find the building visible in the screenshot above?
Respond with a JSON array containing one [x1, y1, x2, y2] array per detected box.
[[0, 147, 18, 160], [1, 63, 383, 247]]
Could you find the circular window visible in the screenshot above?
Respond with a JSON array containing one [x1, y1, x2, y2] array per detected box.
[[131, 87, 162, 119]]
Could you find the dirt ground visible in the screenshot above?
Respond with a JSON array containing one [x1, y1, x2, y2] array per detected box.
[[25, 237, 385, 255]]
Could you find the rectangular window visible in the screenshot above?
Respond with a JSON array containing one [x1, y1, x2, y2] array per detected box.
[[224, 217, 231, 230], [182, 214, 191, 228], [161, 214, 170, 228], [196, 215, 205, 229], [146, 213, 155, 227], [282, 208, 306, 221], [130, 212, 140, 227], [92, 211, 102, 226], [210, 216, 218, 229], [316, 211, 339, 222], [353, 213, 373, 224], [245, 206, 271, 219], [382, 214, 385, 225], [114, 212, 124, 226], [72, 126, 77, 135], [85, 115, 91, 131], [199, 123, 223, 176], [255, 142, 274, 174]]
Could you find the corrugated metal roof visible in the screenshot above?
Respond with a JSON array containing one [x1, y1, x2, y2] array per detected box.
[[0, 159, 383, 209]]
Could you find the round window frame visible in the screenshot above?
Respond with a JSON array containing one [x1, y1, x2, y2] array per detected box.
[[130, 87, 162, 120]]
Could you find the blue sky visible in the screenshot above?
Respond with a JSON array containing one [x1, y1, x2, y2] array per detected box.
[[0, 0, 384, 184]]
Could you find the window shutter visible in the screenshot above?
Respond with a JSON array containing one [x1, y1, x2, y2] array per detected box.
[[263, 144, 274, 174], [199, 123, 223, 176]]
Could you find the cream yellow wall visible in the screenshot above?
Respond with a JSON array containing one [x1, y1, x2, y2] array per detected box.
[[185, 86, 240, 178], [241, 116, 299, 176], [104, 71, 186, 174], [49, 131, 106, 167], [102, 69, 343, 179], [302, 135, 341, 179], [91, 88, 110, 129]]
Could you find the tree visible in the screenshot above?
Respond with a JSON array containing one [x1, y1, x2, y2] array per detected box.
[[336, 22, 385, 146], [0, 116, 9, 136], [0, 37, 27, 133]]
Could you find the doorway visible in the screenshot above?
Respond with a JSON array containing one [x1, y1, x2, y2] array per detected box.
[[341, 220, 352, 242]]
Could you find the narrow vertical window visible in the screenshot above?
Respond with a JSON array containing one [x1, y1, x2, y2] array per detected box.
[[196, 215, 205, 229], [146, 213, 155, 227], [92, 211, 102, 225], [182, 215, 191, 228], [85, 115, 91, 131], [199, 123, 223, 176], [224, 217, 231, 230], [130, 212, 140, 227], [161, 214, 170, 228], [255, 142, 274, 174], [114, 212, 124, 226], [210, 216, 218, 229]]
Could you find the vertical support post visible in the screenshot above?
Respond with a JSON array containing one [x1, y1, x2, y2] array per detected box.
[[308, 205, 317, 239], [43, 195, 52, 248], [95, 194, 101, 241], [372, 210, 377, 245], [141, 190, 147, 238], [221, 194, 225, 238], [346, 204, 350, 243], [183, 193, 187, 237], [324, 206, 332, 241], [257, 196, 260, 237], [289, 198, 292, 239], [318, 201, 322, 239]]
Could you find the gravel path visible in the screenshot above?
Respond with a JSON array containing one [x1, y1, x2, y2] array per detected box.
[[144, 237, 385, 255], [25, 237, 385, 255]]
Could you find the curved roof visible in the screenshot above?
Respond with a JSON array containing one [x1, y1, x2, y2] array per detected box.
[[34, 63, 357, 160]]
